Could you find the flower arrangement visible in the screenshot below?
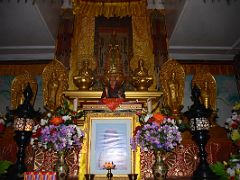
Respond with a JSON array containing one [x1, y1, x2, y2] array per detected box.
[[30, 100, 85, 152], [225, 102, 240, 147], [210, 154, 240, 180], [211, 102, 240, 180], [130, 109, 182, 152]]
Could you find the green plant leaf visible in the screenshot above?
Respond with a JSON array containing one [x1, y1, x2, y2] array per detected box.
[[210, 162, 228, 180], [0, 160, 12, 175]]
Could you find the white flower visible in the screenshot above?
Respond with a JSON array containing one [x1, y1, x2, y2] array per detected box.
[[144, 113, 153, 122], [62, 115, 71, 121], [32, 124, 40, 133], [40, 119, 48, 126], [232, 112, 238, 120], [30, 138, 34, 145], [43, 144, 48, 149], [68, 139, 73, 145], [227, 167, 235, 177], [143, 147, 148, 151], [67, 132, 73, 137], [0, 119, 5, 125], [47, 112, 52, 118], [76, 127, 84, 137]]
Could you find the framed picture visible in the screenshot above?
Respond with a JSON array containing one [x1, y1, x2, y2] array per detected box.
[[85, 112, 137, 177]]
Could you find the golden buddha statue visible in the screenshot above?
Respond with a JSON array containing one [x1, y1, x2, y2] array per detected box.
[[45, 70, 60, 112], [168, 72, 179, 109], [73, 60, 94, 90], [102, 33, 125, 88], [159, 59, 185, 116], [201, 81, 209, 109], [192, 70, 216, 110], [11, 71, 38, 109], [132, 59, 153, 91], [42, 60, 68, 112]]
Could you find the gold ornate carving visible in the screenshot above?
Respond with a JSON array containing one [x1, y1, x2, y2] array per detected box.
[[63, 90, 162, 103], [11, 71, 38, 109], [69, 15, 95, 90], [132, 15, 156, 90], [132, 59, 153, 91], [72, 0, 147, 17], [191, 70, 217, 110], [73, 60, 94, 90], [159, 59, 185, 115], [42, 60, 68, 112]]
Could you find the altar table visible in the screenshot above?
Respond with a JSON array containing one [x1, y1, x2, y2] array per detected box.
[[0, 128, 235, 179]]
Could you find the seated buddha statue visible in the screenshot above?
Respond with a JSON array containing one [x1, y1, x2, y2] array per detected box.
[[73, 60, 94, 90], [132, 59, 153, 91]]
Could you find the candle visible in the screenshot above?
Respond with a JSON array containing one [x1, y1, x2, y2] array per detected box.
[[147, 98, 152, 113], [73, 98, 78, 112]]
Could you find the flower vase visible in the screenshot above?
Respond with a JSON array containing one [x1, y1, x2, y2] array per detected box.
[[152, 151, 168, 180], [55, 151, 69, 180]]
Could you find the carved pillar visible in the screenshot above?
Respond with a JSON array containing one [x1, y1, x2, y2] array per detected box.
[[150, 10, 169, 90], [55, 9, 74, 69], [132, 15, 156, 91], [69, 15, 95, 90]]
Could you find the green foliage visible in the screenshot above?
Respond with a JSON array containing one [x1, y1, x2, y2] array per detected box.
[[210, 162, 230, 180], [55, 99, 83, 119], [0, 160, 12, 175], [210, 162, 228, 180]]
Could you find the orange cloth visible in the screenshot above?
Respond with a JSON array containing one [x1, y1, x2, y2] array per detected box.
[[101, 98, 125, 111]]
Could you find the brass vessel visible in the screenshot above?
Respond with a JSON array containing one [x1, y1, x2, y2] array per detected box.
[[132, 59, 153, 91], [73, 60, 94, 90]]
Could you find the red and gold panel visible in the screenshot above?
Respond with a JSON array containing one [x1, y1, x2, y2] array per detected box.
[[140, 139, 234, 179]]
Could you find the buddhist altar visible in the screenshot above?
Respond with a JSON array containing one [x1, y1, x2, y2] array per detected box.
[[0, 1, 235, 180]]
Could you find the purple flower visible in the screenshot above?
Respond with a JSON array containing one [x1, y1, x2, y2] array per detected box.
[[131, 116, 182, 152]]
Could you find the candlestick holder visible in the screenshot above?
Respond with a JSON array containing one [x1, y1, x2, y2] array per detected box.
[[128, 174, 138, 180], [103, 162, 115, 180], [6, 83, 41, 179], [184, 84, 218, 179], [107, 168, 113, 179]]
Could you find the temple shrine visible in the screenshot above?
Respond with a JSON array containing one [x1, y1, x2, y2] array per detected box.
[[0, 1, 239, 180]]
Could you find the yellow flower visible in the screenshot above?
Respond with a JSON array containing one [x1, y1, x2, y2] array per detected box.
[[231, 129, 240, 141], [223, 161, 228, 166], [233, 102, 240, 111]]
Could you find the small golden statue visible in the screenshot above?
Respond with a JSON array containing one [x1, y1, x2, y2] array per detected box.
[[73, 60, 94, 90], [192, 70, 216, 110], [192, 70, 218, 128], [11, 71, 38, 109], [132, 59, 153, 91], [42, 60, 68, 112], [159, 59, 185, 116], [105, 44, 123, 75]]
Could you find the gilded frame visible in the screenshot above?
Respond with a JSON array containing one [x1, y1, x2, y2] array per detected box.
[[85, 112, 137, 178]]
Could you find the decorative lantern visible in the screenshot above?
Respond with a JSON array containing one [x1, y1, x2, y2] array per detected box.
[[6, 83, 41, 178], [184, 84, 217, 179]]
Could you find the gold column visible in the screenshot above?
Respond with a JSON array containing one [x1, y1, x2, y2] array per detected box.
[[69, 14, 95, 90], [132, 15, 156, 90]]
